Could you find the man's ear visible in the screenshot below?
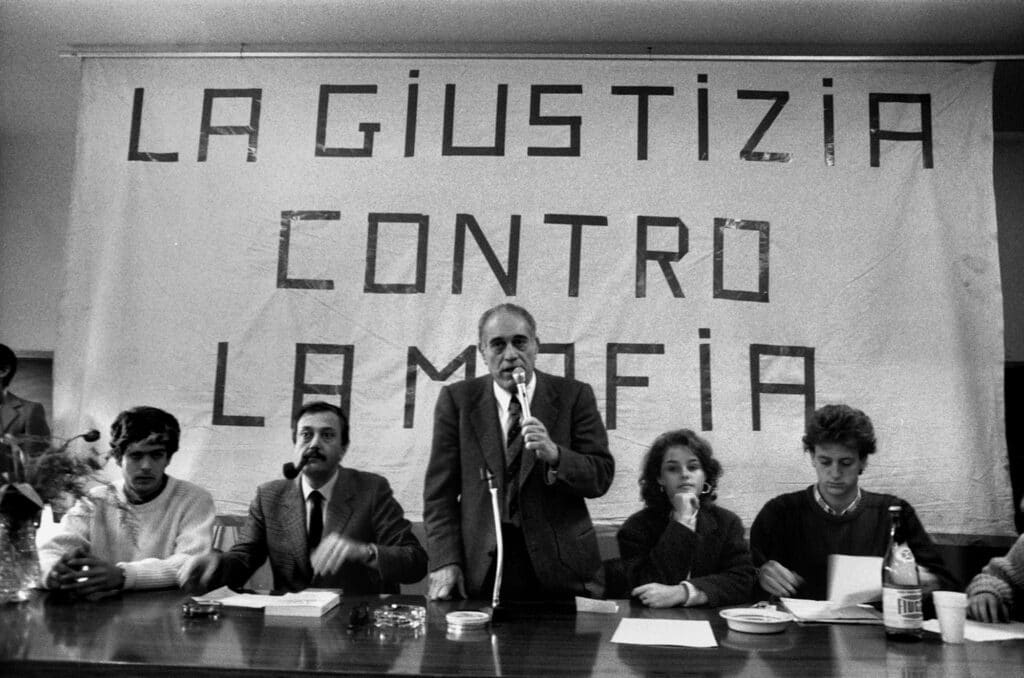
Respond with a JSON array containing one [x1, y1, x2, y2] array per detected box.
[[338, 444, 350, 461]]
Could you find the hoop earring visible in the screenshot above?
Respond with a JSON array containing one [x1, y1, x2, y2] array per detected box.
[[701, 482, 712, 495]]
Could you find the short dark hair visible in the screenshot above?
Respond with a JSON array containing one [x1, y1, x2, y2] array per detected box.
[[639, 429, 723, 511], [0, 344, 17, 389], [109, 406, 181, 462], [802, 404, 877, 459], [291, 400, 350, 446], [477, 303, 538, 345]]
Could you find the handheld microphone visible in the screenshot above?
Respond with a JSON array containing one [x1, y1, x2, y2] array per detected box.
[[512, 367, 531, 420], [282, 456, 309, 479]]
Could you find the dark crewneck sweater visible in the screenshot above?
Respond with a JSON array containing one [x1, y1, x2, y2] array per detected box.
[[749, 486, 958, 600]]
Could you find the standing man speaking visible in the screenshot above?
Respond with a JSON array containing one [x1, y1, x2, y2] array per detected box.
[[424, 303, 614, 601]]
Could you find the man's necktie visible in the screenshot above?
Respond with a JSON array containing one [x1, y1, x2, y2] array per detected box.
[[506, 393, 523, 460], [505, 394, 525, 521], [308, 490, 323, 551]]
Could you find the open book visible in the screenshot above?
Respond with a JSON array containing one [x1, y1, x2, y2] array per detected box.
[[780, 597, 883, 624]]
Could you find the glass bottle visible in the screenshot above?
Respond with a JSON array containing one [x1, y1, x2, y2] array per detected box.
[[881, 505, 923, 640]]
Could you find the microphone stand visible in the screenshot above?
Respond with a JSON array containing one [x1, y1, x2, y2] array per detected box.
[[486, 469, 504, 614]]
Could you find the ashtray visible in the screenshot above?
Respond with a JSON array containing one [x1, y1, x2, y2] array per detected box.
[[372, 603, 426, 629], [719, 607, 794, 634], [445, 610, 491, 631], [182, 600, 222, 619]]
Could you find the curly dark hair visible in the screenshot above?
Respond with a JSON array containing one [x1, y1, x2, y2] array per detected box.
[[109, 406, 180, 462], [639, 429, 722, 512], [802, 404, 876, 459]]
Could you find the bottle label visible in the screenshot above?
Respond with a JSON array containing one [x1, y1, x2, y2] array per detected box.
[[882, 586, 923, 629], [883, 543, 919, 586], [894, 545, 914, 564]]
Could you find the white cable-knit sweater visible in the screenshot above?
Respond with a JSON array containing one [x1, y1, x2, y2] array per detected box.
[[38, 475, 215, 590]]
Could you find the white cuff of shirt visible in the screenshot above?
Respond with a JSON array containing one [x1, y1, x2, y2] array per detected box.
[[681, 581, 699, 607]]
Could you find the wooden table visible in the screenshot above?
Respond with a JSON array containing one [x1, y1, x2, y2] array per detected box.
[[1, 589, 1021, 677]]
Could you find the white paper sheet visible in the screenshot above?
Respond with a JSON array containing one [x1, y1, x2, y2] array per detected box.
[[610, 618, 718, 648], [827, 554, 882, 604], [575, 596, 619, 614], [923, 619, 1024, 642], [781, 597, 883, 624]]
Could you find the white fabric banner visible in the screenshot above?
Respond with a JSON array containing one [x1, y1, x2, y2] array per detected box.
[[57, 57, 1010, 538]]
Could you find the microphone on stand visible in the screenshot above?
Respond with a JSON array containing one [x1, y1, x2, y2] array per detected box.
[[483, 468, 504, 615], [512, 367, 531, 420], [282, 457, 309, 479], [51, 428, 102, 454]]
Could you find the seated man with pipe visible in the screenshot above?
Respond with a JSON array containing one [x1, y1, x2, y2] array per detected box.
[[181, 400, 426, 594], [39, 406, 215, 598]]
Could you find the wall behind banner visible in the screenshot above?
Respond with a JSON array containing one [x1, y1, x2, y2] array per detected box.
[[49, 56, 1014, 541]]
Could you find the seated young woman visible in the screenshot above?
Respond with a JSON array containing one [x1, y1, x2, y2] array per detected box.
[[617, 429, 756, 608], [750, 404, 958, 600]]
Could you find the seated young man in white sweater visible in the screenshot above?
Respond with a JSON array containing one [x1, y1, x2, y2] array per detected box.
[[39, 406, 215, 598]]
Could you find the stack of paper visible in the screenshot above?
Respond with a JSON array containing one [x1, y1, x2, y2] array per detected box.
[[194, 586, 341, 617], [264, 590, 341, 617], [781, 597, 882, 624]]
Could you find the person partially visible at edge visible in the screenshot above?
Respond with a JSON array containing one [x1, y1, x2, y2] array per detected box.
[[967, 497, 1024, 623], [423, 303, 615, 601], [180, 401, 426, 594], [750, 403, 959, 600], [0, 343, 51, 456], [617, 429, 756, 608], [39, 406, 215, 598]]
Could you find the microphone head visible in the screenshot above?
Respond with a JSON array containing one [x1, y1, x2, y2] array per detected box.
[[82, 429, 101, 443], [512, 367, 527, 386]]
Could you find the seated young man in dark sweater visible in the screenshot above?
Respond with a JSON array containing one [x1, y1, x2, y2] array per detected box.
[[750, 404, 958, 600]]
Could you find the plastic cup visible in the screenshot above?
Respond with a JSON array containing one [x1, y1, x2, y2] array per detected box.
[[932, 591, 968, 643]]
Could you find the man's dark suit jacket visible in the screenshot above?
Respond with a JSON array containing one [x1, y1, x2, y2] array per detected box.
[[1, 391, 51, 459], [219, 467, 426, 594], [423, 371, 614, 598]]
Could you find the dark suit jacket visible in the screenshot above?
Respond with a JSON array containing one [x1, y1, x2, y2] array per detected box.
[[617, 503, 757, 607], [219, 467, 426, 594], [423, 371, 614, 598], [1, 392, 51, 454]]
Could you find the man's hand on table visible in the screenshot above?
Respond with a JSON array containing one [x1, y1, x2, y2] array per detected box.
[[757, 560, 805, 597], [46, 547, 125, 599], [428, 564, 466, 600], [178, 552, 223, 594]]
